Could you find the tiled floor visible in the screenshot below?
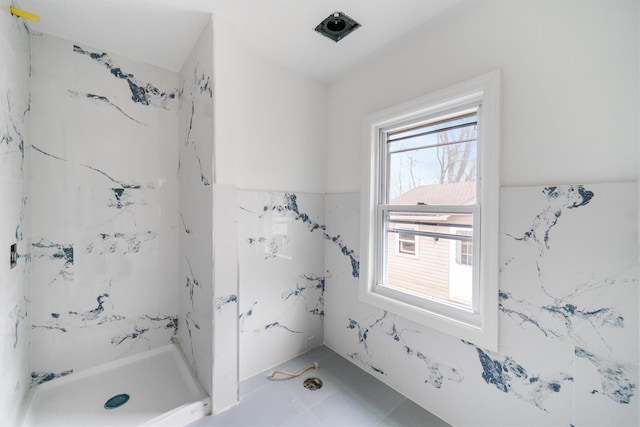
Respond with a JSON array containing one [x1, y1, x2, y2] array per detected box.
[[188, 346, 450, 427]]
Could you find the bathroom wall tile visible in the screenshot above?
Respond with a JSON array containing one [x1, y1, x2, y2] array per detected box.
[[213, 184, 240, 410], [0, 7, 31, 424], [574, 348, 639, 426], [29, 33, 179, 375], [324, 183, 639, 426], [500, 183, 638, 364], [178, 22, 214, 396], [238, 190, 325, 380]]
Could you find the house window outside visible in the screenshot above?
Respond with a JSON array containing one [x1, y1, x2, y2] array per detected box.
[[360, 71, 500, 350], [456, 230, 473, 266], [396, 227, 419, 257]]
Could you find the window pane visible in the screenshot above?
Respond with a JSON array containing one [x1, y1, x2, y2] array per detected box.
[[384, 213, 473, 309], [399, 241, 416, 254], [386, 211, 473, 239], [387, 114, 477, 205], [385, 235, 473, 309]]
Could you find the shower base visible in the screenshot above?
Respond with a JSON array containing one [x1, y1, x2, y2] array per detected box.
[[21, 344, 210, 426]]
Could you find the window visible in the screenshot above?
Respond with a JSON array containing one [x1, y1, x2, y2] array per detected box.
[[396, 226, 419, 257], [456, 230, 473, 266], [360, 71, 500, 350]]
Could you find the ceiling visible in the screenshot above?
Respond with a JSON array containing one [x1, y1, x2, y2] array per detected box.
[[18, 0, 472, 82]]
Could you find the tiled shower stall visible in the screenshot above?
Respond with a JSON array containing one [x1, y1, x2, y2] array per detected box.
[[2, 1, 639, 426]]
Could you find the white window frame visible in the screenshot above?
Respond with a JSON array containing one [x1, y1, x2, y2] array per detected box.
[[360, 71, 500, 351]]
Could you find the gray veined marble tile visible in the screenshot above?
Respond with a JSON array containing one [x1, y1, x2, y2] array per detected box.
[[179, 62, 213, 188], [85, 231, 157, 255], [31, 238, 74, 286], [239, 301, 258, 332], [67, 90, 145, 125], [8, 297, 29, 348], [216, 294, 238, 311], [31, 144, 152, 191], [73, 45, 178, 110], [575, 347, 636, 405], [0, 89, 29, 180], [467, 342, 573, 411], [505, 185, 594, 259], [402, 346, 464, 389], [263, 321, 303, 334], [346, 311, 463, 387], [260, 192, 359, 278], [281, 274, 326, 320]]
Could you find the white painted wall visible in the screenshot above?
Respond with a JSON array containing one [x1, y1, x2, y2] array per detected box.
[[327, 0, 639, 193], [234, 48, 328, 193]]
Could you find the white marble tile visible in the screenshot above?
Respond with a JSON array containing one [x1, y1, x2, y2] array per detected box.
[[213, 184, 239, 409], [238, 190, 326, 379], [28, 33, 179, 378], [324, 183, 639, 426], [0, 8, 31, 424], [500, 183, 639, 364], [177, 22, 214, 396], [574, 348, 639, 427]]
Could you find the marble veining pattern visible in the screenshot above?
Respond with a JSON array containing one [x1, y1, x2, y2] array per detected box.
[[468, 342, 573, 411], [345, 311, 463, 388], [499, 289, 627, 354], [238, 191, 325, 379], [85, 231, 157, 255], [177, 27, 214, 395], [506, 185, 594, 259], [496, 183, 636, 419], [73, 45, 178, 109], [67, 90, 145, 125], [32, 144, 150, 191], [31, 239, 73, 286], [9, 297, 29, 348], [325, 184, 638, 426], [575, 347, 636, 404], [0, 13, 30, 422], [28, 33, 179, 378], [179, 62, 212, 187], [258, 192, 359, 278], [216, 294, 238, 311], [0, 89, 29, 179]]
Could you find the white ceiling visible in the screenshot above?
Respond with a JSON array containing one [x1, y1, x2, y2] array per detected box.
[[18, 0, 472, 82]]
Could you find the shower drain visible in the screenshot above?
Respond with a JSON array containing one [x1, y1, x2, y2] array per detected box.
[[303, 377, 323, 391], [104, 393, 130, 410]]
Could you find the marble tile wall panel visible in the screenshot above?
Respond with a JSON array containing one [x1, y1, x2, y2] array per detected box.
[[213, 184, 239, 411], [0, 5, 31, 424], [324, 183, 639, 426], [178, 21, 214, 396], [238, 191, 326, 379], [29, 33, 179, 376]]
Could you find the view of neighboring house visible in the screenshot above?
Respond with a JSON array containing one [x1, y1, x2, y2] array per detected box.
[[386, 181, 475, 308]]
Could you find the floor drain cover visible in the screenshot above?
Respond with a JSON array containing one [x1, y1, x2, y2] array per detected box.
[[104, 393, 130, 410], [303, 377, 323, 391]]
